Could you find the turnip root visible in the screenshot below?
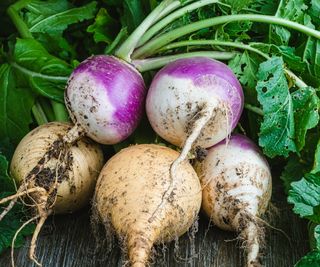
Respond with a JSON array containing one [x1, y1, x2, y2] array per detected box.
[[195, 134, 272, 267], [0, 122, 104, 266], [93, 144, 201, 267]]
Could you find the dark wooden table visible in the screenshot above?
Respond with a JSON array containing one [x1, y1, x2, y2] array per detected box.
[[0, 181, 309, 267]]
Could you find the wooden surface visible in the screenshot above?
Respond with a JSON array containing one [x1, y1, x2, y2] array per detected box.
[[0, 181, 309, 267]]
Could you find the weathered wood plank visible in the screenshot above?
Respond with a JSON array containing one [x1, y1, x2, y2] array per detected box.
[[0, 183, 308, 267]]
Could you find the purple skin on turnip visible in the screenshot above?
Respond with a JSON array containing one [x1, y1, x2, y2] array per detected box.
[[65, 55, 146, 145]]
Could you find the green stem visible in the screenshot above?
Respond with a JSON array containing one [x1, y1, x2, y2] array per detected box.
[[157, 0, 193, 22], [159, 40, 269, 59], [7, 0, 33, 39], [105, 27, 128, 55], [132, 51, 237, 72], [244, 103, 264, 116], [138, 0, 218, 47], [115, 0, 180, 62], [133, 14, 320, 59], [38, 98, 55, 121], [32, 102, 48, 125], [158, 40, 308, 88], [51, 100, 69, 122]]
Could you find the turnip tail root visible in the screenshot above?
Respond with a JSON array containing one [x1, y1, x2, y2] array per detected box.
[[239, 214, 264, 267], [11, 215, 40, 267]]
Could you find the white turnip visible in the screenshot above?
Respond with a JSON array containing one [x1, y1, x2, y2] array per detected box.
[[92, 144, 201, 267], [195, 134, 272, 267], [0, 122, 104, 266]]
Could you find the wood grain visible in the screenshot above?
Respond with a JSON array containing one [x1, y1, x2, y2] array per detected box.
[[0, 182, 308, 267]]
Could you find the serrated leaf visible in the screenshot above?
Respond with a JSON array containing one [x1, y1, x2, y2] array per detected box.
[[270, 0, 314, 46], [288, 173, 320, 223], [256, 57, 296, 158], [0, 64, 35, 146], [292, 87, 319, 151], [87, 8, 118, 44], [11, 39, 71, 102], [251, 43, 306, 73]]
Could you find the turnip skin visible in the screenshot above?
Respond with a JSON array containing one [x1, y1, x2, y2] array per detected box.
[[10, 122, 104, 214], [65, 55, 146, 145], [146, 57, 243, 148], [195, 134, 272, 267], [93, 144, 202, 267], [4, 122, 104, 266]]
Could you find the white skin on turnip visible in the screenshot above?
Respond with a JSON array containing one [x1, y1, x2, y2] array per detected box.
[[146, 57, 244, 217], [0, 122, 104, 266], [195, 134, 272, 267], [92, 144, 202, 267]]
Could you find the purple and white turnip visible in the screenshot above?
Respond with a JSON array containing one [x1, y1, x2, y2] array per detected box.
[[195, 134, 272, 267]]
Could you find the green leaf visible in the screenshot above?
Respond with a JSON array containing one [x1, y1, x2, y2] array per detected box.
[[228, 51, 260, 90], [251, 43, 306, 73], [292, 87, 319, 151], [295, 251, 320, 267], [270, 0, 314, 46], [281, 155, 306, 194], [256, 57, 296, 158], [26, 1, 97, 36], [87, 8, 118, 44], [0, 154, 15, 193], [288, 173, 320, 223], [0, 64, 35, 146], [122, 0, 148, 32], [309, 0, 320, 27], [224, 0, 253, 12], [12, 39, 71, 102], [315, 225, 320, 250], [302, 37, 320, 87]]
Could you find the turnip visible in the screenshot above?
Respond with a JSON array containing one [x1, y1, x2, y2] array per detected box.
[[92, 144, 202, 267], [0, 122, 104, 266], [146, 57, 243, 208], [195, 134, 272, 267]]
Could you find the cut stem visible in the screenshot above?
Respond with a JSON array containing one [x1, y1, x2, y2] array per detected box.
[[138, 0, 218, 47], [132, 51, 237, 72], [115, 0, 180, 62], [133, 14, 320, 59]]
